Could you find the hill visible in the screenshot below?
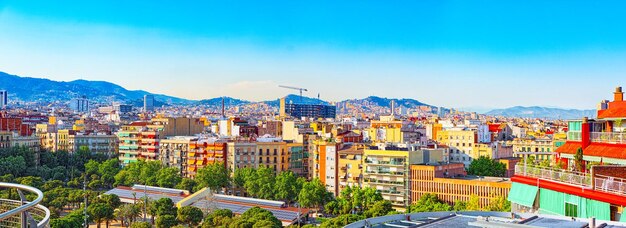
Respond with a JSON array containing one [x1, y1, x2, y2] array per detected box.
[[485, 106, 596, 119], [0, 71, 193, 105]]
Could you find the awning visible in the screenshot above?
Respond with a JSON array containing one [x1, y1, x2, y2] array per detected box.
[[508, 182, 538, 207], [560, 153, 575, 159], [603, 158, 626, 165], [583, 155, 602, 162]]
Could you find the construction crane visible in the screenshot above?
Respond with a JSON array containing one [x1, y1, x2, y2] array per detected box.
[[278, 85, 308, 102]]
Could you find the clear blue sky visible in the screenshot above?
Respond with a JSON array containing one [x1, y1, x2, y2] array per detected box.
[[1, 1, 625, 111]]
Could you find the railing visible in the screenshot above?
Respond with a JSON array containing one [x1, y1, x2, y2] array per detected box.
[[567, 131, 582, 141], [514, 165, 592, 187], [595, 174, 626, 196], [0, 182, 50, 228], [590, 132, 626, 144]]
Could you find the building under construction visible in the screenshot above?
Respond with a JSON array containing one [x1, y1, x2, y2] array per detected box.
[[279, 97, 336, 119]]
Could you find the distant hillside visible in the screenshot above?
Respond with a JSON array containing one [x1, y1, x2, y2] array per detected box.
[[0, 71, 193, 105], [198, 97, 250, 107], [262, 94, 330, 107], [336, 96, 431, 114], [485, 106, 596, 119]]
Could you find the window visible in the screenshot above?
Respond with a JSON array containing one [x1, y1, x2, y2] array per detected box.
[[565, 203, 578, 217], [259, 149, 262, 155]]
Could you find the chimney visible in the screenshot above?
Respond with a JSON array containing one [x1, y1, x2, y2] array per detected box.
[[581, 117, 591, 149], [615, 87, 624, 102]]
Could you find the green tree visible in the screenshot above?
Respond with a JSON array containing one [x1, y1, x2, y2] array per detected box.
[[152, 198, 177, 217], [116, 203, 141, 227], [486, 195, 511, 212], [298, 178, 330, 212], [96, 194, 122, 209], [155, 214, 178, 228], [156, 167, 182, 188], [88, 203, 115, 228], [409, 193, 451, 213], [453, 200, 467, 211], [236, 206, 281, 228], [175, 178, 197, 193], [243, 166, 275, 199], [196, 162, 230, 192], [467, 156, 506, 177], [364, 200, 393, 218], [466, 195, 481, 211], [574, 147, 584, 172], [176, 206, 203, 227], [274, 171, 299, 203], [203, 209, 233, 227], [320, 214, 364, 228], [233, 167, 256, 189], [130, 222, 152, 228]]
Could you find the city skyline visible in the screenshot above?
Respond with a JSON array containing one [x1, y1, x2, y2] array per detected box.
[[1, 1, 626, 110]]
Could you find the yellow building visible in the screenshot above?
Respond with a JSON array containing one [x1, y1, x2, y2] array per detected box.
[[338, 144, 364, 193], [437, 129, 476, 166], [257, 140, 291, 173], [509, 137, 556, 161], [369, 118, 404, 143]]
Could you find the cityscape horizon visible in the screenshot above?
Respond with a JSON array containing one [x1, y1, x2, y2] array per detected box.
[[1, 1, 626, 228]]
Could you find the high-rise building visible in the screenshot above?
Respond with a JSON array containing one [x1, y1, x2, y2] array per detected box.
[[144, 94, 155, 112], [0, 90, 8, 108], [70, 96, 90, 112]]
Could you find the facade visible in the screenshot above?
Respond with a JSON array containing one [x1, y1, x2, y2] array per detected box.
[[437, 129, 476, 166], [470, 142, 514, 160], [256, 140, 292, 173], [410, 163, 511, 209], [510, 137, 556, 161], [280, 98, 336, 119], [337, 144, 364, 193], [288, 144, 307, 177], [69, 132, 117, 156], [144, 94, 155, 112], [70, 96, 90, 112]]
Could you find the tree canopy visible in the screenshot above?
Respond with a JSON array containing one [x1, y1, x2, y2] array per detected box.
[[467, 156, 506, 177]]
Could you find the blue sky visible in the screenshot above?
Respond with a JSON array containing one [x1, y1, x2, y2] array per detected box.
[[1, 1, 625, 111]]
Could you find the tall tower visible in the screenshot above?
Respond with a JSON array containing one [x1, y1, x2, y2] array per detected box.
[[0, 90, 7, 109], [144, 95, 155, 112]]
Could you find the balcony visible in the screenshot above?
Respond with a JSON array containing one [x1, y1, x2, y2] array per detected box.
[[0, 182, 51, 228], [567, 131, 582, 141], [591, 132, 626, 144], [515, 165, 591, 187]]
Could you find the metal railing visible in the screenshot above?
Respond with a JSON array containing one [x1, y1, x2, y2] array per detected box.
[[590, 132, 626, 144], [0, 182, 50, 228], [594, 174, 626, 196], [514, 165, 592, 187]]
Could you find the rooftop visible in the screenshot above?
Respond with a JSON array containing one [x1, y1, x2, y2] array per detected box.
[[345, 211, 626, 228]]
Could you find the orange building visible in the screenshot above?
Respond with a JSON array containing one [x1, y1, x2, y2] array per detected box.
[[410, 163, 511, 208], [187, 140, 227, 178]]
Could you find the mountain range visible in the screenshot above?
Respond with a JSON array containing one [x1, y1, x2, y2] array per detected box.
[[485, 106, 596, 119], [0, 71, 191, 104], [0, 71, 596, 118]]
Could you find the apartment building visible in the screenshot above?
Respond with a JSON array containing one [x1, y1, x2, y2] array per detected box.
[[437, 129, 476, 166], [410, 163, 511, 209]]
